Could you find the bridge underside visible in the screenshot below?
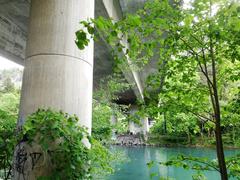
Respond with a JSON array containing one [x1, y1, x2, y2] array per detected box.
[[0, 0, 160, 104], [0, 4, 151, 175]]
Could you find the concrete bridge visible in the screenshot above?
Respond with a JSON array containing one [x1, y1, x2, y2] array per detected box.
[[0, 0, 156, 134]]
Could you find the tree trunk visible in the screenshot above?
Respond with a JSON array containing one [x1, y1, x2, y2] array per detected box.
[[187, 132, 191, 144], [215, 113, 228, 180], [232, 126, 235, 144], [163, 112, 167, 134], [209, 25, 228, 179], [211, 46, 228, 179], [213, 83, 228, 179]]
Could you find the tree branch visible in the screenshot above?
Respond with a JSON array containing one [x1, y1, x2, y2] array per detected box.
[[184, 157, 220, 172], [186, 108, 215, 123], [200, 48, 217, 111]]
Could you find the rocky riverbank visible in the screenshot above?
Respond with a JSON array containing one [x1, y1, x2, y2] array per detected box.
[[114, 134, 145, 146]]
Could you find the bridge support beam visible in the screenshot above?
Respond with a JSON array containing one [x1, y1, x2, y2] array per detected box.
[[14, 0, 94, 179]]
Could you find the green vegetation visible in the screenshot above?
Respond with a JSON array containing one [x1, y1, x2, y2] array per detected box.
[[76, 0, 240, 179], [0, 109, 17, 179], [0, 69, 21, 179], [20, 109, 92, 179], [0, 105, 126, 179], [148, 153, 240, 179], [92, 74, 130, 142], [19, 109, 123, 179], [0, 70, 127, 179], [0, 0, 239, 179]]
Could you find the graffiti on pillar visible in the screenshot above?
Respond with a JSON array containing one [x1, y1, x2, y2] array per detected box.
[[30, 152, 42, 170], [15, 145, 28, 175], [12, 142, 43, 179]]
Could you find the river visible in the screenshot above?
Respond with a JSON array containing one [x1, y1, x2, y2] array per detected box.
[[107, 146, 240, 180]]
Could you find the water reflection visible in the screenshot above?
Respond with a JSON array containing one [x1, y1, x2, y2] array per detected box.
[[107, 146, 239, 180]]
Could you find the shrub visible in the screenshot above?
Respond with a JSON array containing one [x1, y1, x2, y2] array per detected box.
[[17, 109, 124, 179], [0, 109, 17, 179], [19, 109, 91, 179]]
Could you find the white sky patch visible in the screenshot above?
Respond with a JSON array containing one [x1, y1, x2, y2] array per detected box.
[[211, 4, 219, 16], [183, 0, 193, 10], [183, 0, 219, 15], [0, 56, 24, 70]]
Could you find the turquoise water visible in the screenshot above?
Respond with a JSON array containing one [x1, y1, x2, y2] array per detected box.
[[107, 146, 240, 180]]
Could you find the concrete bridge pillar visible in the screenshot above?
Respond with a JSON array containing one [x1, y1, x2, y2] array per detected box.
[[128, 106, 149, 136], [14, 0, 94, 179], [18, 0, 94, 132], [111, 114, 117, 140]]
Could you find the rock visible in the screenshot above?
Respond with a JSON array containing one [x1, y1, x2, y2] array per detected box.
[[115, 133, 145, 146]]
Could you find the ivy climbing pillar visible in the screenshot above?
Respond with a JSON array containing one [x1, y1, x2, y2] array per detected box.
[[14, 0, 94, 179]]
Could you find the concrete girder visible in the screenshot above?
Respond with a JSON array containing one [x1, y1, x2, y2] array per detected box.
[[97, 0, 145, 100]]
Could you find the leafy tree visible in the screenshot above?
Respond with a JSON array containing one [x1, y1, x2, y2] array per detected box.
[[0, 91, 20, 115], [76, 0, 240, 179], [222, 89, 240, 146], [0, 90, 19, 179], [1, 78, 15, 93], [0, 68, 22, 92], [0, 109, 17, 179], [92, 100, 113, 141], [92, 74, 130, 142]]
